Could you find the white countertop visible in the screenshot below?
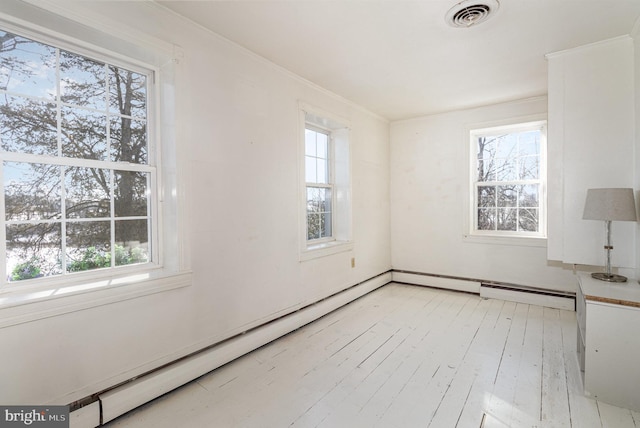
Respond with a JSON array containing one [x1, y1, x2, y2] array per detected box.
[[578, 272, 640, 308]]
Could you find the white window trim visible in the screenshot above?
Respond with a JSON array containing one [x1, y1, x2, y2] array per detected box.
[[299, 102, 353, 261], [0, 0, 191, 327], [463, 114, 548, 247]]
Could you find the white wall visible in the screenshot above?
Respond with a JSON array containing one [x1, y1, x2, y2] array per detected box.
[[390, 97, 577, 292], [0, 1, 390, 405]]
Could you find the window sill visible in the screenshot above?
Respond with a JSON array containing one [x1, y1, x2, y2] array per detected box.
[[0, 269, 192, 328], [463, 234, 547, 248], [300, 240, 354, 261]]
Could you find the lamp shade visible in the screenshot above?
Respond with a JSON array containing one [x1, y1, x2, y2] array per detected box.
[[583, 188, 638, 221]]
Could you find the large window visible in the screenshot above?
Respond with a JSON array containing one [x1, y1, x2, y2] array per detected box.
[[300, 104, 352, 259], [0, 28, 155, 283], [470, 121, 546, 238]]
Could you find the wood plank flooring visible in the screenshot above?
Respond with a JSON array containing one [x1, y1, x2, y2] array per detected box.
[[105, 283, 640, 427]]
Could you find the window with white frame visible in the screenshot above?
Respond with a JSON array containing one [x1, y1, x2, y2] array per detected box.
[[305, 125, 333, 241], [470, 121, 546, 238], [300, 105, 352, 258], [0, 27, 155, 283]]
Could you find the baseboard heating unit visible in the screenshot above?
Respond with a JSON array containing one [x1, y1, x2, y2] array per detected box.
[[391, 270, 480, 294], [479, 282, 575, 311], [391, 270, 575, 311]]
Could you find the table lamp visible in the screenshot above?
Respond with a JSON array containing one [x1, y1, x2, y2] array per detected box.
[[583, 188, 637, 282]]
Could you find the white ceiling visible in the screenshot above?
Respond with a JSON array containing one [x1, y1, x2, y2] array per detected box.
[[157, 0, 640, 121]]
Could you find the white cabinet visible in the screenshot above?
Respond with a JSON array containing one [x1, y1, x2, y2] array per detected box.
[[547, 37, 636, 267], [577, 273, 640, 411]]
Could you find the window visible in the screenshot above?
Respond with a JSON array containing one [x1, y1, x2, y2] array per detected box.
[[300, 104, 352, 259], [0, 5, 189, 325], [0, 28, 155, 283], [305, 126, 332, 241], [470, 120, 546, 238]]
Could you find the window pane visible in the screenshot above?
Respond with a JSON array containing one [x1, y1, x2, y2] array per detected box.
[[306, 186, 332, 240], [60, 51, 106, 110], [6, 222, 62, 280], [495, 134, 516, 158], [518, 208, 539, 232], [307, 213, 332, 240], [495, 157, 516, 181], [497, 208, 517, 231], [61, 106, 107, 160], [110, 116, 147, 164], [0, 96, 58, 155], [320, 188, 332, 213], [519, 184, 539, 208], [316, 133, 328, 158], [109, 67, 147, 118], [307, 213, 320, 240], [477, 186, 495, 208], [518, 155, 539, 180], [316, 158, 328, 184], [65, 166, 110, 218], [307, 187, 319, 213], [497, 185, 517, 207], [477, 136, 496, 161], [319, 188, 332, 238], [477, 157, 495, 182], [305, 156, 316, 182], [307, 187, 331, 213], [477, 136, 496, 181], [321, 210, 332, 238], [305, 130, 316, 156], [4, 162, 61, 221], [115, 219, 149, 266], [518, 131, 540, 156], [305, 127, 330, 187], [0, 31, 56, 100], [66, 221, 110, 272], [114, 171, 148, 217], [477, 208, 495, 230]]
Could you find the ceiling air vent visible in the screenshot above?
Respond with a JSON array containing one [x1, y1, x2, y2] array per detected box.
[[445, 0, 499, 28]]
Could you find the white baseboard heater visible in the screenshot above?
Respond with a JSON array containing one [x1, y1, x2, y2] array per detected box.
[[391, 270, 481, 293], [391, 270, 575, 311], [69, 272, 391, 427], [479, 282, 574, 311]]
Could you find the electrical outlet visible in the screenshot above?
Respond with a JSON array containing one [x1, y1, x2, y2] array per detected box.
[[351, 257, 355, 268]]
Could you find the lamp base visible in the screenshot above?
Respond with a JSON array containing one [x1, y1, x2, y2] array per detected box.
[[591, 272, 628, 283]]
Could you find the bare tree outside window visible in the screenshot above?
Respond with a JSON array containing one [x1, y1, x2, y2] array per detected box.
[[0, 29, 152, 281]]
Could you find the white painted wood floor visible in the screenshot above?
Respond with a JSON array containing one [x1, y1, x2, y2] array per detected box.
[[105, 283, 640, 428]]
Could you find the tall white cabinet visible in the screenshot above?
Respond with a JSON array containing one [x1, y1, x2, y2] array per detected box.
[[577, 273, 640, 411], [546, 36, 636, 271]]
